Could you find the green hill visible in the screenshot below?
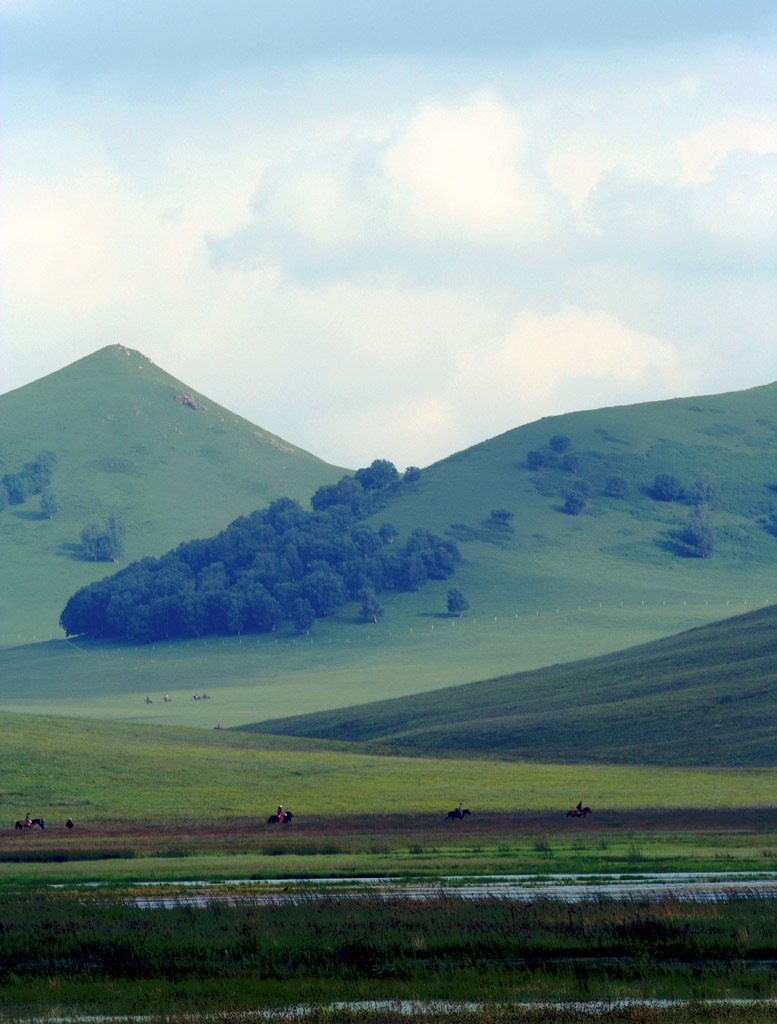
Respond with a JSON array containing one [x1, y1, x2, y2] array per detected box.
[[249, 602, 777, 768], [0, 345, 346, 646], [1, 354, 776, 731]]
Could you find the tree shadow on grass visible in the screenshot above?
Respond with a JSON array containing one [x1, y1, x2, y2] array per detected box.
[[10, 508, 42, 521], [58, 542, 84, 560], [654, 530, 698, 558]]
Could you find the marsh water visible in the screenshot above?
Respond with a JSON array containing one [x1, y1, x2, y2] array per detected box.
[[130, 871, 777, 908]]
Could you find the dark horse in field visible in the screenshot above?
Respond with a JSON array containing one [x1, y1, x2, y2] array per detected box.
[[566, 802, 593, 818], [266, 811, 294, 824], [15, 817, 45, 830], [446, 808, 471, 820]]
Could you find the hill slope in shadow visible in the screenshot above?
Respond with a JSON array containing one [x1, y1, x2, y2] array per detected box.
[[248, 602, 777, 767]]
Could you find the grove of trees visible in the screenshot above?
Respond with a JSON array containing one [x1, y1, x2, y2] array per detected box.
[[60, 491, 460, 643], [80, 513, 125, 562], [1, 451, 57, 509]]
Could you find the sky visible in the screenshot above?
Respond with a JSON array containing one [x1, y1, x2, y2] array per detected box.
[[2, 1, 776, 470]]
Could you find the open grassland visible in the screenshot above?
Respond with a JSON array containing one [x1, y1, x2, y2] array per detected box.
[[1, 712, 777, 885], [0, 596, 770, 729], [4, 809, 777, 886], [2, 712, 777, 827], [2, 892, 777, 1018]]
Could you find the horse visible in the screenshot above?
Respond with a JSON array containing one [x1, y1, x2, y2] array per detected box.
[[566, 806, 593, 818], [266, 811, 294, 824], [66, 818, 74, 829], [15, 817, 44, 830], [446, 808, 471, 820]]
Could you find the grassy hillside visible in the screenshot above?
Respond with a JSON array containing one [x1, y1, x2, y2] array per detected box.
[[0, 345, 346, 645], [1, 357, 776, 730], [251, 603, 777, 768], [361, 381, 777, 625]]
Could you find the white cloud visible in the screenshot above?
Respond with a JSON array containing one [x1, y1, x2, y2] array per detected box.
[[442, 307, 690, 441], [2, 35, 776, 469], [677, 115, 777, 184], [384, 96, 544, 236]]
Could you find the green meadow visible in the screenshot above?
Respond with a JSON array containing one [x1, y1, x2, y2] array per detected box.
[[0, 597, 760, 728], [4, 711, 777, 824]]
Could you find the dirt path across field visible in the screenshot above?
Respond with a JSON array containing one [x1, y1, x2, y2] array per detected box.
[[8, 807, 777, 845]]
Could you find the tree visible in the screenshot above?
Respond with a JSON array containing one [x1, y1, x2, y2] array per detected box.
[[604, 475, 627, 499], [403, 554, 428, 591], [359, 588, 383, 623], [40, 489, 58, 519], [80, 513, 125, 561], [490, 509, 513, 526], [527, 451, 546, 472], [378, 522, 398, 544], [2, 473, 32, 505], [653, 474, 683, 502], [105, 513, 126, 560], [561, 453, 580, 474], [403, 466, 421, 484], [292, 597, 315, 633], [355, 459, 399, 492], [549, 434, 571, 454], [691, 474, 719, 509], [33, 450, 57, 475], [447, 587, 469, 617], [679, 508, 714, 558], [563, 491, 587, 516]]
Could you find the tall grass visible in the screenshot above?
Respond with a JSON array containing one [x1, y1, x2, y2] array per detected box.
[[1, 893, 776, 1015]]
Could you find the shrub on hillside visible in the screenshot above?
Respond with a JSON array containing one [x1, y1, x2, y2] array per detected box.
[[652, 473, 683, 502]]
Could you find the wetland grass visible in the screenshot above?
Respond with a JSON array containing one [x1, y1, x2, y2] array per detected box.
[[1, 893, 777, 1016]]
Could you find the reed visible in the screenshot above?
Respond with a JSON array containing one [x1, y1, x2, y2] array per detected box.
[[1, 892, 776, 1016]]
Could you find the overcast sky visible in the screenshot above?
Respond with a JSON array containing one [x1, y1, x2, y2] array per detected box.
[[2, 1, 775, 469]]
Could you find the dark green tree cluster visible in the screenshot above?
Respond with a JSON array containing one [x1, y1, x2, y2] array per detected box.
[[526, 435, 576, 473], [652, 473, 683, 502], [80, 513, 125, 562], [60, 497, 459, 643], [446, 587, 469, 617], [0, 451, 57, 511], [678, 507, 715, 558], [311, 458, 407, 522]]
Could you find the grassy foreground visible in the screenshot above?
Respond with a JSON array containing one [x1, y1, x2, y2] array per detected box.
[[2, 711, 777, 825], [1, 711, 777, 886]]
